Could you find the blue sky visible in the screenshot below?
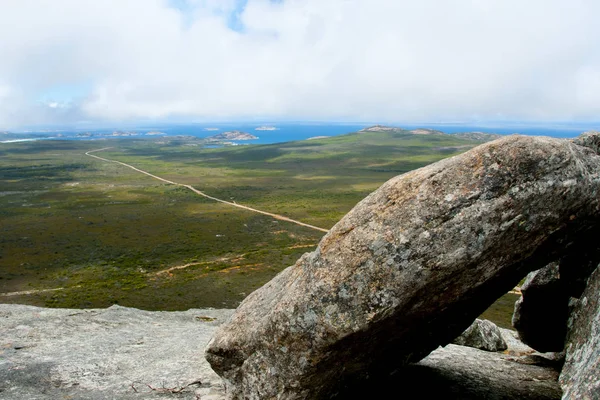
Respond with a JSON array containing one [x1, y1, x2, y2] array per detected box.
[[167, 0, 248, 31], [1, 0, 600, 129]]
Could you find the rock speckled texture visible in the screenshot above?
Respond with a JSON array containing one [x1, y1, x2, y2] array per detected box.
[[0, 304, 562, 400], [206, 134, 600, 399], [560, 265, 600, 399], [0, 304, 233, 399], [452, 319, 507, 352]]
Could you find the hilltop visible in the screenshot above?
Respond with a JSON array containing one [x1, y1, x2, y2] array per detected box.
[[359, 124, 501, 141], [359, 124, 444, 135]]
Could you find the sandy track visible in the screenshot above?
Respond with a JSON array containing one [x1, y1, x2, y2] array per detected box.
[[85, 148, 329, 233], [0, 285, 81, 297]]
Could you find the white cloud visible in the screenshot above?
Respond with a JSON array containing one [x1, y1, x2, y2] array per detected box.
[[0, 0, 599, 127]]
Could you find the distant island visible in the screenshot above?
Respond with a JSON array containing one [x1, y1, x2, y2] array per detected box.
[[203, 127, 220, 131], [145, 131, 165, 136], [207, 130, 258, 141], [255, 126, 278, 131]]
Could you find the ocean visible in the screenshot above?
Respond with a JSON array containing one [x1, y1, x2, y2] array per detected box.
[[2, 122, 594, 144]]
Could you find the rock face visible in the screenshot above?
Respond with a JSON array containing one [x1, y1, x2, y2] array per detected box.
[[206, 134, 600, 399], [574, 130, 600, 154], [452, 319, 507, 352], [512, 263, 569, 352], [560, 265, 600, 398], [0, 304, 233, 400], [512, 237, 600, 353], [0, 304, 563, 400]]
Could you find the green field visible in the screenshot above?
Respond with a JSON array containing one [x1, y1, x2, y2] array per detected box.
[[0, 130, 516, 327]]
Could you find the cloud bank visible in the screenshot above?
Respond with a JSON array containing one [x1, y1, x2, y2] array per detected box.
[[0, 0, 599, 127]]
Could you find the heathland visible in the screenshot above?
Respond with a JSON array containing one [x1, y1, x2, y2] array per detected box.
[[0, 129, 517, 326]]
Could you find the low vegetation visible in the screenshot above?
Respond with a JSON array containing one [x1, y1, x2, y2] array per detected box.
[[0, 130, 516, 327]]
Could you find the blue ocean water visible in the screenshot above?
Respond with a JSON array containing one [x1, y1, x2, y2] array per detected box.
[[141, 122, 591, 143], [3, 122, 594, 144], [152, 123, 372, 144]]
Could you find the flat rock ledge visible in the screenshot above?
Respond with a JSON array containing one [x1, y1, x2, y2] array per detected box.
[[0, 304, 560, 399], [0, 304, 233, 400]]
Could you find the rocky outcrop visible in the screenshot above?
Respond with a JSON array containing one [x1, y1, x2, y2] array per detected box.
[[573, 130, 600, 154], [512, 235, 600, 353], [0, 303, 564, 400], [452, 319, 507, 352], [0, 304, 232, 400], [512, 263, 569, 352], [206, 134, 600, 399], [560, 265, 600, 398]]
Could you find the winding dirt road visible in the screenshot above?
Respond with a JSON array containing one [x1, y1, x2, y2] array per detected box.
[[85, 148, 329, 233]]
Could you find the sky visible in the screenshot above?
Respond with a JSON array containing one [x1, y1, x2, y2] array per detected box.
[[0, 0, 599, 129]]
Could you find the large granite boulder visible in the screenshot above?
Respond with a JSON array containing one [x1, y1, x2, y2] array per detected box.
[[206, 134, 600, 399], [560, 265, 600, 398], [452, 319, 507, 352]]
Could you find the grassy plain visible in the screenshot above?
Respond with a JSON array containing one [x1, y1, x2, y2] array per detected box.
[[0, 131, 515, 327]]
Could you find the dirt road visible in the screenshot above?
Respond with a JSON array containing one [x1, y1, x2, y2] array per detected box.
[[85, 148, 329, 233]]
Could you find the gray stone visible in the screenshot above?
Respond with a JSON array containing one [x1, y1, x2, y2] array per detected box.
[[401, 344, 561, 400], [452, 319, 507, 352], [206, 134, 600, 399], [0, 304, 233, 399], [560, 265, 600, 399], [512, 233, 600, 354], [331, 336, 562, 399], [512, 263, 569, 352], [573, 130, 600, 155], [0, 303, 564, 400]]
